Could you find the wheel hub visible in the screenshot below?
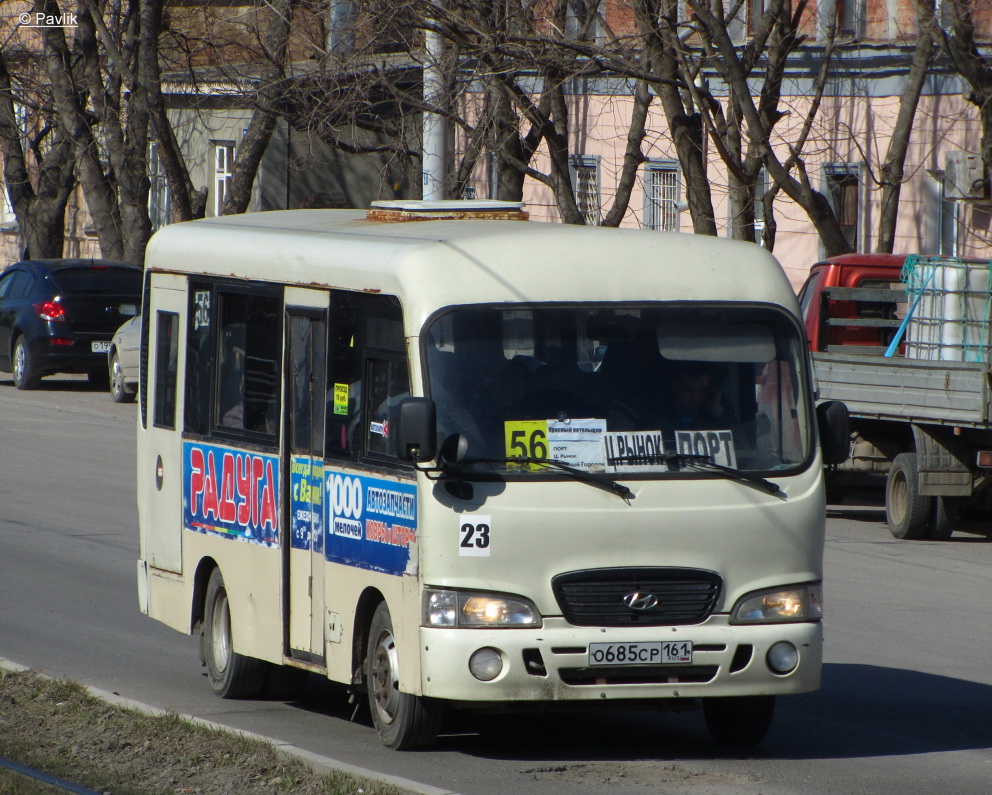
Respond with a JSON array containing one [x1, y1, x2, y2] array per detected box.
[[370, 631, 401, 725]]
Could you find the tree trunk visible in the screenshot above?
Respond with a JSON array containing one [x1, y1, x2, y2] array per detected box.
[[139, 0, 207, 221], [222, 0, 294, 215], [0, 52, 76, 259], [876, 30, 935, 253], [653, 0, 717, 236], [39, 1, 126, 261]]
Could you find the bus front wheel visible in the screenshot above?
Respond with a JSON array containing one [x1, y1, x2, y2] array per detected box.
[[202, 568, 267, 699], [703, 695, 775, 747], [366, 602, 441, 750]]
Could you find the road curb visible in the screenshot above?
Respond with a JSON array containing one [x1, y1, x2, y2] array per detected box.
[[0, 657, 458, 795]]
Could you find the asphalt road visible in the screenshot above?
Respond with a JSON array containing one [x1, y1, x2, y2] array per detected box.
[[2, 375, 991, 794]]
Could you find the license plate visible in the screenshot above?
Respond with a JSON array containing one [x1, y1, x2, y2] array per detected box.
[[91, 341, 111, 353], [588, 641, 693, 666]]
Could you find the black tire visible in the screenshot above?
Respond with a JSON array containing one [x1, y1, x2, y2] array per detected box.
[[886, 452, 929, 539], [703, 695, 775, 747], [11, 336, 40, 390], [109, 350, 136, 403], [925, 496, 960, 541], [366, 602, 441, 750], [202, 568, 267, 699]]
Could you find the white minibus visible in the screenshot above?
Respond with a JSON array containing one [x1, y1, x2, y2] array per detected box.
[[136, 200, 848, 749]]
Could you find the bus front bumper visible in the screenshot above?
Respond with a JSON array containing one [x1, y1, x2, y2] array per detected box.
[[419, 616, 822, 703]]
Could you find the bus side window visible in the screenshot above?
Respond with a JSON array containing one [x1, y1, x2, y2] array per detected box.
[[325, 290, 362, 460], [365, 356, 409, 459], [324, 291, 409, 466], [183, 281, 281, 444], [185, 282, 213, 436], [153, 311, 180, 429], [214, 291, 281, 436]]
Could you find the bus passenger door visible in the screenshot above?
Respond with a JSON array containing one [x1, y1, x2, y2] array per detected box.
[[138, 274, 186, 576], [284, 290, 328, 663]]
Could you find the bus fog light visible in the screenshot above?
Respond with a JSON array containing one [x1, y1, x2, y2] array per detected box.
[[766, 641, 799, 674], [469, 648, 503, 681]]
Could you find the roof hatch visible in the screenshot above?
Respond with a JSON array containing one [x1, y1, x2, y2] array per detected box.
[[367, 199, 529, 223]]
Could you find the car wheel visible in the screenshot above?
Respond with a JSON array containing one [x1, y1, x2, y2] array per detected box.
[[202, 568, 267, 699], [109, 350, 136, 403], [366, 602, 441, 749], [11, 336, 40, 390], [703, 695, 775, 747]]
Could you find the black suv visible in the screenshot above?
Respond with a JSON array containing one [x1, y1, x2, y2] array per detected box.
[[0, 259, 143, 390]]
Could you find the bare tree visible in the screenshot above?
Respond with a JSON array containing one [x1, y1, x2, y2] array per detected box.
[[920, 0, 992, 179], [0, 38, 76, 259], [38, 0, 148, 263], [686, 0, 854, 256], [875, 16, 936, 252], [636, 0, 717, 235]]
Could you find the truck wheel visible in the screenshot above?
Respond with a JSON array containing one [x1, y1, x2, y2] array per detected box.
[[886, 453, 929, 539], [925, 496, 960, 541], [366, 602, 441, 750], [202, 568, 267, 699], [703, 695, 775, 747]]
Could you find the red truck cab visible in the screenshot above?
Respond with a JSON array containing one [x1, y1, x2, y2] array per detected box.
[[798, 254, 908, 353]]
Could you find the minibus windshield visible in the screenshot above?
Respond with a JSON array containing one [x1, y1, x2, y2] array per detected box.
[[423, 304, 811, 477]]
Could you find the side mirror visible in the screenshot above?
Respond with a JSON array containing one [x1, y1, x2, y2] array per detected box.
[[816, 400, 850, 466], [395, 398, 437, 462]]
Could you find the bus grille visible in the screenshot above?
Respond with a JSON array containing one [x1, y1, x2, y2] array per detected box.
[[552, 568, 722, 627], [558, 665, 719, 686]]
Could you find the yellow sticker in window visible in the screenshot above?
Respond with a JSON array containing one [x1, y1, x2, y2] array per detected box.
[[504, 420, 548, 470], [333, 383, 349, 416]]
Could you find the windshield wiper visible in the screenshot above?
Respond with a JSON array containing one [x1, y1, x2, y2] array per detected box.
[[604, 452, 784, 500], [673, 455, 785, 499], [465, 457, 634, 502]]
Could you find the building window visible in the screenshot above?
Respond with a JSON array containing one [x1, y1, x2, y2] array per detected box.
[[570, 155, 600, 226], [148, 144, 170, 230], [213, 142, 235, 217], [644, 160, 680, 232], [825, 165, 860, 251], [836, 0, 860, 38], [747, 0, 767, 37], [926, 170, 959, 257], [565, 0, 600, 41], [754, 168, 769, 245], [0, 183, 13, 224]]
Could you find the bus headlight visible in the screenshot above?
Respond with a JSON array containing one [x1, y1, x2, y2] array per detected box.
[[730, 582, 823, 624], [423, 589, 542, 628]]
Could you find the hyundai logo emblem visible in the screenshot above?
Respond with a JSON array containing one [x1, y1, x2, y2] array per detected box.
[[622, 591, 659, 611]]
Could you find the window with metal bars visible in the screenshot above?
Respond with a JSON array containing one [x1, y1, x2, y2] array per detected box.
[[825, 165, 860, 251], [213, 142, 235, 217], [570, 155, 600, 226], [644, 161, 680, 232]]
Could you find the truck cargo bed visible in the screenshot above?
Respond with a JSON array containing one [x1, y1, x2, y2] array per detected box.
[[813, 351, 991, 427]]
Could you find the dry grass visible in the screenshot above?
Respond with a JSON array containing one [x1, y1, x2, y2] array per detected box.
[[0, 670, 405, 795]]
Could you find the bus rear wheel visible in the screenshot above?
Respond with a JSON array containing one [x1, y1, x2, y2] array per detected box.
[[703, 695, 775, 747], [202, 568, 267, 699], [366, 602, 441, 750]]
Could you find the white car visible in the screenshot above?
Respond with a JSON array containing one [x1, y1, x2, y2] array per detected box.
[[108, 315, 140, 403]]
